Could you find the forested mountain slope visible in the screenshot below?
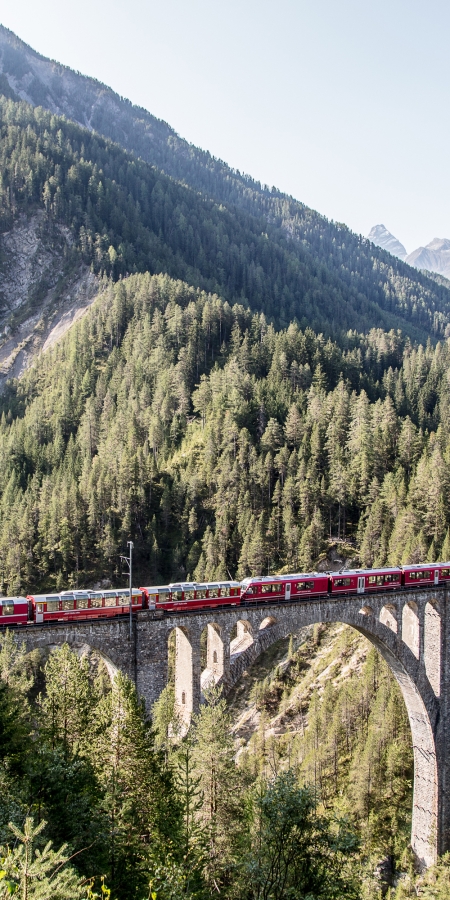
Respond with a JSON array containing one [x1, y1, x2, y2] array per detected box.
[[1, 28, 450, 347], [1, 270, 450, 594]]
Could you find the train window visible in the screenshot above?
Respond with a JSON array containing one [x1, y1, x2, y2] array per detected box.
[[261, 583, 283, 593], [104, 595, 117, 607], [334, 578, 351, 587], [196, 589, 207, 600], [171, 591, 182, 602], [36, 604, 44, 615], [208, 589, 219, 598], [90, 595, 102, 608], [2, 604, 14, 616], [76, 598, 89, 609], [440, 569, 450, 577], [62, 599, 74, 610], [245, 587, 254, 595], [384, 574, 400, 583], [409, 570, 431, 580], [221, 587, 230, 597], [295, 581, 315, 592], [184, 591, 195, 602], [368, 576, 376, 584], [46, 600, 59, 612]]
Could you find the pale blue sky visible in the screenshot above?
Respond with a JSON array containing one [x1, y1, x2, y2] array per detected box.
[[1, 0, 449, 252]]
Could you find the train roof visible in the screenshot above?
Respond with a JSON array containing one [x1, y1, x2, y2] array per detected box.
[[241, 573, 322, 585], [331, 567, 402, 576], [1, 596, 28, 604], [143, 585, 171, 594], [115, 588, 142, 594], [168, 581, 240, 590]]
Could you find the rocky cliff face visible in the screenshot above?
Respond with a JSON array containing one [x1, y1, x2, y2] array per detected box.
[[368, 224, 407, 260], [0, 212, 98, 388]]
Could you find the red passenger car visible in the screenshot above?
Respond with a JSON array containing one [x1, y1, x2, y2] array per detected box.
[[141, 581, 241, 612], [28, 589, 145, 623], [240, 574, 329, 603], [0, 597, 31, 625], [330, 568, 402, 595], [402, 565, 441, 587]]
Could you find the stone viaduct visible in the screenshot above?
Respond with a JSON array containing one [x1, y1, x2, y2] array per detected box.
[[17, 585, 450, 869]]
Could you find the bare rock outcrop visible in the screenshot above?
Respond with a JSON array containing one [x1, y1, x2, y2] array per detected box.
[[0, 213, 99, 388]]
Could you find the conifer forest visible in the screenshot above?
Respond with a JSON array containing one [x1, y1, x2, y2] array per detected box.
[[0, 31, 450, 898]]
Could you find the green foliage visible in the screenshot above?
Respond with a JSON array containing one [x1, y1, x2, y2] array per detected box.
[[37, 644, 95, 755], [390, 852, 450, 898], [237, 771, 359, 900], [152, 686, 183, 756], [190, 683, 244, 891], [96, 672, 182, 899], [0, 817, 83, 899]]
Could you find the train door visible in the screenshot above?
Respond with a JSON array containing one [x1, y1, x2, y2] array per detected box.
[[434, 569, 439, 585], [36, 603, 44, 623], [357, 577, 365, 594], [285, 582, 291, 601]]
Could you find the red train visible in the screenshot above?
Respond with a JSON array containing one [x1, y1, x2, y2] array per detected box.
[[0, 563, 449, 627]]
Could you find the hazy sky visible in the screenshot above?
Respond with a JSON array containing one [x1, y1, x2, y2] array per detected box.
[[1, 0, 448, 252]]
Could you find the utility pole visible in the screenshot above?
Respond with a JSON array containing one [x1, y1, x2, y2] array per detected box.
[[120, 541, 134, 641]]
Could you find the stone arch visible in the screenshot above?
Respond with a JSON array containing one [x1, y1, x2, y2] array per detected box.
[[259, 616, 278, 630], [380, 604, 398, 633], [352, 626, 437, 869], [221, 603, 438, 868], [424, 600, 441, 697], [80, 645, 119, 681], [24, 633, 122, 682], [402, 600, 420, 659]]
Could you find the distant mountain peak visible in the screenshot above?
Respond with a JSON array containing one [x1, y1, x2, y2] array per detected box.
[[406, 238, 450, 280], [368, 225, 407, 261]]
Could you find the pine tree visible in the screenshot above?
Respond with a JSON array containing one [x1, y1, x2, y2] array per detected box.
[[38, 644, 93, 757], [98, 673, 181, 899], [191, 683, 243, 889], [0, 818, 82, 899]]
